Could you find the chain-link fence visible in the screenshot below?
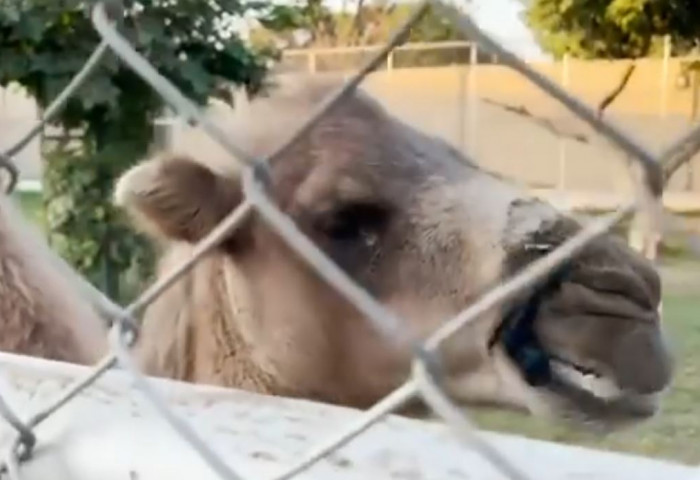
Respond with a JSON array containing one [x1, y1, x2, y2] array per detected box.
[[1, 0, 700, 479]]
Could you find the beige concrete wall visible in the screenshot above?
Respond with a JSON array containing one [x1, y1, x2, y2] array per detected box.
[[354, 59, 699, 199], [0, 85, 42, 183], [3, 57, 698, 200]]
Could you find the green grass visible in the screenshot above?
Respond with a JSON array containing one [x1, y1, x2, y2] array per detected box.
[[10, 190, 700, 463], [13, 189, 45, 228]]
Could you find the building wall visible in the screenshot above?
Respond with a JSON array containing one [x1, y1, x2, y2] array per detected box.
[[3, 56, 698, 208], [0, 86, 42, 184]]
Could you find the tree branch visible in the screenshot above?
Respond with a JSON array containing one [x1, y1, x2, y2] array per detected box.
[[480, 61, 638, 145], [480, 59, 666, 259], [597, 63, 636, 118], [348, 0, 366, 46], [481, 98, 593, 145]]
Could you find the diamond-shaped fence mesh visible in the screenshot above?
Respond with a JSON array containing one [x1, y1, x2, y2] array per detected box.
[[1, 1, 700, 479]]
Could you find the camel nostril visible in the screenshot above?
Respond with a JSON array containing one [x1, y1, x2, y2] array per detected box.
[[567, 264, 657, 313], [612, 326, 674, 395], [627, 249, 662, 303]]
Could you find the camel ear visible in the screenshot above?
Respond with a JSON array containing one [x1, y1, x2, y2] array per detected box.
[[114, 154, 243, 244]]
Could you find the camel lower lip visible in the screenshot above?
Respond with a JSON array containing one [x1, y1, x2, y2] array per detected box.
[[503, 343, 661, 423], [550, 359, 621, 401], [545, 367, 659, 423]]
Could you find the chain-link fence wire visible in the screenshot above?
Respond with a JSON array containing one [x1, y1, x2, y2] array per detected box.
[[1, 0, 700, 479]]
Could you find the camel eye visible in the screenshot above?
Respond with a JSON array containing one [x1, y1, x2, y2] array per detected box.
[[319, 203, 389, 244]]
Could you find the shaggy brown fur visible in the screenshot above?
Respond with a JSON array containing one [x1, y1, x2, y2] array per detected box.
[[0, 194, 107, 364], [115, 74, 673, 429]]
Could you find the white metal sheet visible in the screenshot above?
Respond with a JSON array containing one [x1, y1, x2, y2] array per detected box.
[[0, 352, 693, 480]]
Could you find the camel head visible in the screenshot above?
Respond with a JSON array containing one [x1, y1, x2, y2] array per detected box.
[[114, 75, 673, 431]]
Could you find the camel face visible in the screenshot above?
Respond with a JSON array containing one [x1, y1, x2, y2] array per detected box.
[[115, 75, 673, 429], [496, 203, 671, 428]]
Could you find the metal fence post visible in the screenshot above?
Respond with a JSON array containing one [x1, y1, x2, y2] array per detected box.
[[308, 51, 317, 73], [660, 35, 671, 119], [557, 53, 570, 191], [153, 110, 177, 153], [467, 42, 478, 157], [456, 56, 466, 153]]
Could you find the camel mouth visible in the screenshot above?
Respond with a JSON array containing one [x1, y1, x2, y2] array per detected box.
[[549, 356, 617, 398], [546, 356, 661, 428], [493, 331, 662, 427], [488, 265, 666, 428], [549, 356, 654, 410]]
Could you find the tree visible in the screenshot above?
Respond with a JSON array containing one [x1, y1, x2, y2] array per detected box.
[[254, 0, 339, 48], [0, 0, 272, 301], [523, 0, 700, 59], [252, 0, 467, 49], [250, 0, 470, 72]]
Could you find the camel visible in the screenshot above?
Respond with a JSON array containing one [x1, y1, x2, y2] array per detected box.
[[113, 74, 674, 430], [0, 193, 107, 364]]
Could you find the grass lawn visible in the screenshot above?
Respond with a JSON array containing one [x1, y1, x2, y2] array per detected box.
[[10, 188, 700, 464], [13, 189, 45, 228]]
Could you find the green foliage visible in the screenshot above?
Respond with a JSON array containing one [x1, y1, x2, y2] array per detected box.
[[251, 0, 466, 48], [249, 1, 469, 71], [524, 0, 700, 59], [257, 0, 337, 45], [0, 0, 269, 120], [357, 2, 466, 44], [0, 0, 272, 301], [12, 190, 44, 227]]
